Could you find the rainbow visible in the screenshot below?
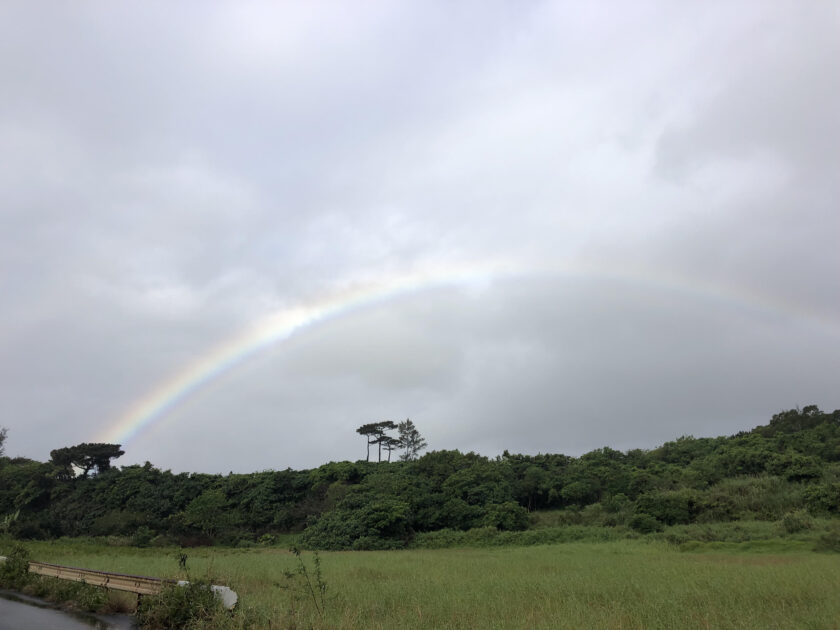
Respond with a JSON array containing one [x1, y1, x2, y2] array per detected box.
[[97, 259, 839, 447], [97, 259, 520, 446]]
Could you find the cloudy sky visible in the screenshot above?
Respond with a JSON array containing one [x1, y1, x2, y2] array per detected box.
[[1, 1, 838, 473]]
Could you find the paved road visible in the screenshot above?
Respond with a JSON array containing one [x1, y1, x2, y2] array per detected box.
[[0, 592, 133, 630]]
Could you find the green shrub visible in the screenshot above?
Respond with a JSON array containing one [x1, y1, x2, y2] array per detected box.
[[604, 493, 631, 513], [635, 490, 698, 525], [482, 502, 529, 531], [300, 496, 411, 550], [628, 513, 663, 534], [814, 523, 840, 553], [136, 581, 224, 630], [804, 483, 840, 514], [51, 578, 107, 612], [258, 533, 277, 546], [779, 510, 813, 534], [704, 476, 805, 520], [0, 544, 31, 589], [132, 525, 155, 547]]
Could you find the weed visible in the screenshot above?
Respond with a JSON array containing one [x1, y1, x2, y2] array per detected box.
[[136, 580, 224, 630], [136, 554, 228, 629], [281, 546, 328, 622], [0, 544, 31, 589]]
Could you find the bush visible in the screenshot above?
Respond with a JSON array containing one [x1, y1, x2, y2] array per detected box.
[[628, 513, 663, 534], [482, 502, 529, 531], [258, 533, 277, 546], [49, 578, 107, 612], [635, 490, 698, 525], [804, 482, 840, 514], [0, 544, 31, 589], [814, 523, 840, 553], [136, 581, 224, 630], [779, 510, 813, 534], [132, 525, 155, 547], [704, 476, 805, 520], [300, 497, 411, 550]]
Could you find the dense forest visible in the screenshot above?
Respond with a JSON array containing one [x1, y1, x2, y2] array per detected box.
[[1, 406, 839, 550]]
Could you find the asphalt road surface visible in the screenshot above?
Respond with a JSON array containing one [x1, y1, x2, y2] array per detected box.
[[0, 591, 133, 629]]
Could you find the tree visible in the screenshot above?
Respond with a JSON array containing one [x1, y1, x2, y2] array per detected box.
[[49, 443, 125, 478], [375, 421, 397, 462], [356, 421, 398, 462], [181, 488, 231, 537], [380, 437, 401, 463], [0, 427, 7, 457], [356, 424, 381, 462], [397, 419, 427, 461]]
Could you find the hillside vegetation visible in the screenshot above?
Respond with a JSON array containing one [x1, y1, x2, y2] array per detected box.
[[1, 406, 839, 550]]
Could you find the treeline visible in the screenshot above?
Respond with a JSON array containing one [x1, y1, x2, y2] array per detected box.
[[1, 406, 839, 549]]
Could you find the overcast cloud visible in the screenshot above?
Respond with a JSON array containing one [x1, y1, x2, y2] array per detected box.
[[1, 1, 838, 473]]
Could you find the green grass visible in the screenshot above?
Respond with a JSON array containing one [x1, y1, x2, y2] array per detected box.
[[5, 537, 840, 629]]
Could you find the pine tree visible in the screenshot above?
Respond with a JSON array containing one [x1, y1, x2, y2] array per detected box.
[[397, 419, 427, 461]]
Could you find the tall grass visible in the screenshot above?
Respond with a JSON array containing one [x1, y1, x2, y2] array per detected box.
[[7, 538, 840, 629]]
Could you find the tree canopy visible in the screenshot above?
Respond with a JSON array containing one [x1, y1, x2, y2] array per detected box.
[[356, 421, 399, 462], [398, 419, 427, 461], [49, 443, 125, 478]]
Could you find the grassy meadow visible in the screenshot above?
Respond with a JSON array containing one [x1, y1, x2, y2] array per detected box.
[[9, 536, 840, 629]]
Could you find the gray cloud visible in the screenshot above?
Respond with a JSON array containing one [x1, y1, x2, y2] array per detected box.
[[1, 1, 838, 472]]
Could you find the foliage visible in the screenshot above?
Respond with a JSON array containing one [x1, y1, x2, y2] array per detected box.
[[482, 501, 529, 531], [0, 426, 7, 457], [136, 580, 225, 630], [628, 513, 663, 533], [355, 421, 397, 463], [0, 509, 19, 535], [49, 442, 125, 478], [815, 522, 840, 553], [301, 496, 412, 550], [779, 509, 813, 534], [804, 482, 840, 514], [281, 547, 327, 621], [397, 418, 428, 461], [0, 544, 31, 589], [635, 489, 699, 526], [1, 405, 839, 551]]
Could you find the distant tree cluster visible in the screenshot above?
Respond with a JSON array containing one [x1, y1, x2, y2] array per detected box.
[[1, 406, 839, 550], [356, 419, 427, 462], [0, 426, 7, 457]]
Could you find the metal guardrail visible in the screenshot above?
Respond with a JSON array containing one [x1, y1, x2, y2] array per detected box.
[[0, 556, 238, 609], [27, 561, 169, 596]]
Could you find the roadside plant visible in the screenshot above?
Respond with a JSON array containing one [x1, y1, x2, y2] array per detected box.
[[281, 546, 328, 621], [136, 580, 224, 630], [0, 544, 31, 589], [136, 554, 227, 630]]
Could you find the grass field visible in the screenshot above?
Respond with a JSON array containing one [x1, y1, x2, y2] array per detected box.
[[8, 537, 840, 629]]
